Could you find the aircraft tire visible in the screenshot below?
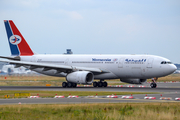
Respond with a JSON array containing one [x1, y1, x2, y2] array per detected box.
[[150, 83, 153, 88], [150, 83, 157, 88], [153, 83, 157, 88], [72, 83, 77, 87], [103, 82, 108, 87], [93, 82, 98, 87], [98, 82, 103, 87], [67, 82, 73, 88], [62, 82, 67, 88]]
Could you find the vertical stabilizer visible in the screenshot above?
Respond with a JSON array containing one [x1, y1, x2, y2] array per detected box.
[[4, 20, 34, 56]]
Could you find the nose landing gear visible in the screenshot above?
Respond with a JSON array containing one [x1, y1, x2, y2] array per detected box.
[[150, 78, 157, 88], [150, 82, 157, 88]]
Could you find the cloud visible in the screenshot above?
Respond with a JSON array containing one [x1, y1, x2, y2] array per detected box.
[[52, 9, 83, 20], [0, 0, 42, 9], [19, 0, 41, 8], [68, 11, 83, 20]]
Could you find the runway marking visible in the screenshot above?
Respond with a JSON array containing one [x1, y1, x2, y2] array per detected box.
[[88, 97, 179, 102]]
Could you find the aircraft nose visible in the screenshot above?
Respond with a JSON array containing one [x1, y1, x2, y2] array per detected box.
[[170, 64, 177, 73]]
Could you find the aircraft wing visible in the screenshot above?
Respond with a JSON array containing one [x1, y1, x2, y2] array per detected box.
[[0, 60, 108, 74]]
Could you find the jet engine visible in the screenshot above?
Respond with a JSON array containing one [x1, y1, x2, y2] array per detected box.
[[120, 78, 147, 84], [66, 71, 94, 84]]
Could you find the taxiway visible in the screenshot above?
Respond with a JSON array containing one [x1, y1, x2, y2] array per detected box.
[[0, 82, 180, 104]]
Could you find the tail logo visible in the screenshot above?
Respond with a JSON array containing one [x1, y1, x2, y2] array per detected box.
[[9, 35, 22, 45]]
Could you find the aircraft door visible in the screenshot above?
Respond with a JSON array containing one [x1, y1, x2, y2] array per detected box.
[[118, 58, 124, 68], [147, 58, 154, 68], [31, 56, 37, 62], [65, 59, 69, 65], [141, 64, 146, 76]]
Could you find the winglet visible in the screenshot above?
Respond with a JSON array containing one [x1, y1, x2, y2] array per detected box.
[[4, 20, 34, 56]]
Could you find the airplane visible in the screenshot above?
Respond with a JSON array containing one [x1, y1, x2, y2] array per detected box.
[[0, 20, 177, 88]]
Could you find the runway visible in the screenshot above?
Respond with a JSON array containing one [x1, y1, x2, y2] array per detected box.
[[0, 84, 180, 93], [0, 82, 180, 104]]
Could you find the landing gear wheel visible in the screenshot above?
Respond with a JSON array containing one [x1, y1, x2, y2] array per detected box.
[[150, 83, 157, 88], [98, 82, 103, 87], [93, 82, 98, 87], [150, 83, 154, 88], [72, 83, 77, 88], [62, 82, 67, 88], [67, 82, 73, 88], [103, 82, 108, 87], [153, 83, 157, 88]]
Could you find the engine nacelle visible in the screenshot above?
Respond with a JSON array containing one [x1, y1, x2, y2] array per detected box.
[[120, 78, 147, 84], [66, 71, 94, 84]]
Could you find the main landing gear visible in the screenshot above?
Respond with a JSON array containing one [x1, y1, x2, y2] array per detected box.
[[93, 80, 108, 87], [150, 78, 157, 88], [62, 82, 77, 88]]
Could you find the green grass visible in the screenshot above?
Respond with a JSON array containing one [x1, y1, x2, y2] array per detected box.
[[0, 80, 62, 86], [0, 103, 180, 120], [0, 90, 158, 99]]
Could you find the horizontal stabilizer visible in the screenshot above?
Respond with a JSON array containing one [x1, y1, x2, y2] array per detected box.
[[0, 56, 20, 61]]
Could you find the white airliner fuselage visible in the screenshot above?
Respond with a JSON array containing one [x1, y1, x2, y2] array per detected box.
[[20, 54, 176, 80]]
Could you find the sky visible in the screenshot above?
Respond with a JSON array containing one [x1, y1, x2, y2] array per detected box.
[[0, 0, 180, 63]]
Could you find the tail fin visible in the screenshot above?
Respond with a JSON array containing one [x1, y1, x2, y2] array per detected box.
[[4, 20, 34, 56]]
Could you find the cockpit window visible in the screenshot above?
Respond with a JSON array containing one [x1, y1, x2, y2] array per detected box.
[[161, 61, 172, 64]]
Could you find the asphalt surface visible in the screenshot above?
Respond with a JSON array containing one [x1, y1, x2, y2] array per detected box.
[[0, 85, 180, 92], [0, 82, 180, 104], [0, 93, 179, 105]]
